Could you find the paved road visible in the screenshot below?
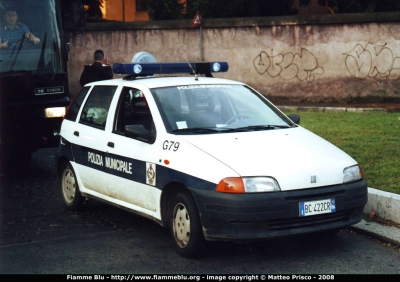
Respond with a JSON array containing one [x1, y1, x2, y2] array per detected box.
[[0, 148, 399, 274], [0, 148, 155, 247]]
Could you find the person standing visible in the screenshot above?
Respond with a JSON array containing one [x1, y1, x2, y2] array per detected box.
[[79, 49, 113, 86], [0, 6, 41, 49]]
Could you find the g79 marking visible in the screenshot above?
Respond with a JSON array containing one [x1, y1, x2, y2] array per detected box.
[[163, 140, 180, 151]]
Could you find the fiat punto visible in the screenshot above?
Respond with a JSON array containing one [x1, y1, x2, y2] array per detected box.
[[56, 61, 367, 258]]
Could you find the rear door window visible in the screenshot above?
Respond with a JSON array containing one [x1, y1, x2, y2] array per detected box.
[[79, 86, 117, 129]]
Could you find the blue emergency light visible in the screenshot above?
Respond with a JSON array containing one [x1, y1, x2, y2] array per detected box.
[[113, 62, 229, 78]]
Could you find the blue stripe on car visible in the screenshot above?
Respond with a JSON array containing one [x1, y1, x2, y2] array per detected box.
[[60, 139, 216, 191]]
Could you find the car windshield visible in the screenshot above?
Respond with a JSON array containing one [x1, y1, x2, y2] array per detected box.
[[152, 84, 293, 134], [0, 0, 64, 73]]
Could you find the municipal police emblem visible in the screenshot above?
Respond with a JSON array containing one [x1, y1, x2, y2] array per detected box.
[[146, 163, 156, 186]]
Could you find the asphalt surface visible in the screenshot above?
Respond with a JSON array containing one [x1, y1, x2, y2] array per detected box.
[[0, 148, 157, 247]]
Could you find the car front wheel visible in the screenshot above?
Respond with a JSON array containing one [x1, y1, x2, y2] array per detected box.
[[61, 163, 85, 211], [170, 191, 207, 258]]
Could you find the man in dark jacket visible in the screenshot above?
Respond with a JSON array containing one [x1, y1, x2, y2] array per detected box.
[[80, 49, 113, 86]]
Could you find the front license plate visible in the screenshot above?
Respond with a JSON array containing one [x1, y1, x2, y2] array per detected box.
[[299, 198, 336, 217]]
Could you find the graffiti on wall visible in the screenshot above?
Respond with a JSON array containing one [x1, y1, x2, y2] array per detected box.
[[344, 43, 400, 79], [253, 48, 324, 81]]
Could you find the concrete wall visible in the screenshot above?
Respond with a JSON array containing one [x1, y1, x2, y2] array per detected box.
[[67, 13, 400, 104]]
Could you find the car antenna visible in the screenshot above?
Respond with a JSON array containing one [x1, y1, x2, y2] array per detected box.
[[177, 42, 198, 81]]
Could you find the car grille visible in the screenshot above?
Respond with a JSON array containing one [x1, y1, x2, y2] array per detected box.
[[268, 209, 353, 231], [228, 209, 360, 232]]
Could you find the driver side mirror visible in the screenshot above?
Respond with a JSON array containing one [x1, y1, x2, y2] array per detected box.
[[287, 114, 300, 124]]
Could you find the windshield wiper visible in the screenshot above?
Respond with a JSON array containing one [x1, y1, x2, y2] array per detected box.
[[223, 125, 291, 132], [172, 125, 291, 134], [172, 127, 221, 134]]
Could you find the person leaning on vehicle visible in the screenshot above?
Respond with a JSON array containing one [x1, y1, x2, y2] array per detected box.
[[0, 6, 41, 49], [80, 49, 114, 87]]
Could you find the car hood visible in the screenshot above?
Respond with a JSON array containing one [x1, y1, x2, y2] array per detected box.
[[179, 127, 357, 191]]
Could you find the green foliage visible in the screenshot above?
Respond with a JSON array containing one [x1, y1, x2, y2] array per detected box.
[[82, 0, 103, 19], [285, 111, 400, 194], [184, 0, 295, 19], [328, 0, 400, 13], [143, 0, 185, 20], [83, 0, 400, 21]]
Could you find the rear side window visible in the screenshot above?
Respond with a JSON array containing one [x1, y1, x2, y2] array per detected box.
[[64, 87, 90, 121], [79, 86, 117, 129]]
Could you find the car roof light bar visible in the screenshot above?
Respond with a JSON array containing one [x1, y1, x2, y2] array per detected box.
[[113, 62, 228, 79]]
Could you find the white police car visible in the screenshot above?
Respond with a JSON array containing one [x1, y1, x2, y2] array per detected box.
[[56, 60, 367, 258]]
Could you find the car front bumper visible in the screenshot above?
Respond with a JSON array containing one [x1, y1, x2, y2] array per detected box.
[[190, 179, 368, 241]]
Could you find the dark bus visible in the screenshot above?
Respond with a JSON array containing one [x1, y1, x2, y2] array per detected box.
[[0, 0, 83, 172]]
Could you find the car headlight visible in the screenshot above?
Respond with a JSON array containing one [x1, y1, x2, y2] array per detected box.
[[343, 165, 363, 183], [44, 107, 66, 118], [216, 177, 281, 194]]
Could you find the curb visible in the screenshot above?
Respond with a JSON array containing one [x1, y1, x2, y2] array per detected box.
[[349, 188, 400, 246], [350, 219, 400, 246], [364, 188, 400, 224]]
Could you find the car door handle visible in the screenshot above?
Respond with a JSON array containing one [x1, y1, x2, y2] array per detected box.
[[74, 131, 79, 137], [107, 142, 114, 148]]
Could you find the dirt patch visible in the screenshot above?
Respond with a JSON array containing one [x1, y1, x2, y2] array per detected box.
[[363, 213, 400, 229]]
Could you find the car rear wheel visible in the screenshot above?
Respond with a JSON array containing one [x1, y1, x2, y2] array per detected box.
[[61, 163, 84, 211], [170, 192, 207, 258]]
